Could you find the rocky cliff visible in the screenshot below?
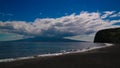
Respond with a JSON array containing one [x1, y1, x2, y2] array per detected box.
[[94, 28, 120, 43]]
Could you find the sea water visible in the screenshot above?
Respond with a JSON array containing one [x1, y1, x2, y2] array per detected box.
[[0, 42, 113, 62]]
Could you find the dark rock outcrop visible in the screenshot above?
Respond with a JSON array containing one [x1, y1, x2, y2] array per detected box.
[[94, 28, 120, 43]]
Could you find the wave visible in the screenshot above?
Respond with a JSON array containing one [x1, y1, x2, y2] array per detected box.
[[0, 43, 113, 63]]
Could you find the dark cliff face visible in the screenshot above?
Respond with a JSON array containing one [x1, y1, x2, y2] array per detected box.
[[94, 28, 120, 43]]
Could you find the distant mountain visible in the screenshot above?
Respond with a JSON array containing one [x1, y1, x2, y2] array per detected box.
[[9, 37, 82, 42]]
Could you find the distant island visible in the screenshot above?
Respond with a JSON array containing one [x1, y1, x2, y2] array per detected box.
[[8, 36, 82, 42], [94, 28, 120, 43]]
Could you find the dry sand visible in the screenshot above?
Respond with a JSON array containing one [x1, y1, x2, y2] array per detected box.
[[0, 44, 120, 68]]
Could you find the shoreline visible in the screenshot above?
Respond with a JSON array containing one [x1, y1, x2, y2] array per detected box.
[[1, 43, 119, 68], [0, 43, 113, 63]]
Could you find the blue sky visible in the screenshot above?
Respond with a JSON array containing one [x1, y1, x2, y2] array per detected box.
[[0, 0, 120, 41], [0, 0, 120, 21]]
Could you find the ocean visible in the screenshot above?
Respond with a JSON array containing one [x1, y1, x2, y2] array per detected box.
[[0, 42, 112, 62]]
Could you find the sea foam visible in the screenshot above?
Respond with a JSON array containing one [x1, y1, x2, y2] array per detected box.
[[0, 43, 113, 63]]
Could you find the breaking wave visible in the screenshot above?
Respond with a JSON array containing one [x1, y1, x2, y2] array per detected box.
[[0, 43, 113, 63]]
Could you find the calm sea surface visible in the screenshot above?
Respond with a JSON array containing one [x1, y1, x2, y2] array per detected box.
[[0, 42, 105, 59]]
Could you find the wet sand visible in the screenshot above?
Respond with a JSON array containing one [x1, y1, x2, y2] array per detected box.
[[0, 44, 120, 68]]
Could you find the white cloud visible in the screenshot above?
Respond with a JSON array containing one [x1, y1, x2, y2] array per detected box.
[[101, 11, 115, 19], [0, 11, 120, 38], [0, 32, 24, 41], [0, 12, 13, 16], [65, 35, 95, 42], [110, 12, 120, 18]]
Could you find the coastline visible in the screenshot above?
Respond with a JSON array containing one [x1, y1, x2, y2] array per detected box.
[[1, 43, 119, 68], [0, 43, 112, 63]]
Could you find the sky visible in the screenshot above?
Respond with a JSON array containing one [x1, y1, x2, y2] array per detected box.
[[0, 0, 120, 41]]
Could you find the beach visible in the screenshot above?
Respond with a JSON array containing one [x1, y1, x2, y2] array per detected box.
[[0, 43, 120, 68]]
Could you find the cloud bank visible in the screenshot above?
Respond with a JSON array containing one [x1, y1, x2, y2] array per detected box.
[[0, 11, 120, 37]]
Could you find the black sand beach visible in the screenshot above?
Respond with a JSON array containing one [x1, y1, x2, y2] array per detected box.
[[0, 44, 120, 68]]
